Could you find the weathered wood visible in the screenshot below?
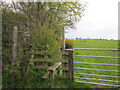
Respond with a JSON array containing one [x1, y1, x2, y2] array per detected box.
[[29, 50, 70, 81], [48, 62, 61, 81], [28, 51, 67, 55], [12, 26, 18, 64], [49, 62, 61, 71], [62, 63, 68, 78], [42, 72, 49, 79], [66, 49, 74, 81], [62, 29, 65, 51], [62, 51, 68, 78], [35, 66, 49, 69], [30, 58, 68, 63], [50, 70, 54, 82]]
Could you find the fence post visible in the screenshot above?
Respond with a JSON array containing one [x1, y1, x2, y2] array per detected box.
[[50, 70, 54, 82], [62, 53, 68, 79], [11, 26, 18, 87], [12, 26, 18, 64], [66, 49, 74, 82]]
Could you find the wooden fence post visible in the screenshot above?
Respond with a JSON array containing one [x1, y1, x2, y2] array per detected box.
[[62, 29, 65, 51], [11, 26, 18, 87], [12, 26, 18, 64], [62, 53, 68, 79], [66, 49, 74, 82], [50, 70, 54, 82]]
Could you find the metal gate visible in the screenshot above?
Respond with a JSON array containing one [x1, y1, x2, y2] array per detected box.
[[73, 48, 120, 87]]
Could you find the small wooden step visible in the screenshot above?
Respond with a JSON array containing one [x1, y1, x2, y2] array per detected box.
[[49, 62, 61, 71], [42, 72, 49, 79]]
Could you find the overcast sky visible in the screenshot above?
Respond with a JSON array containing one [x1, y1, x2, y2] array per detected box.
[[65, 0, 119, 40]]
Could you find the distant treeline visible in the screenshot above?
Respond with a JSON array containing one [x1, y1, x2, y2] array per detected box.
[[74, 38, 118, 40]]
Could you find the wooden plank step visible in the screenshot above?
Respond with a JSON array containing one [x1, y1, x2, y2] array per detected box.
[[42, 72, 49, 79], [49, 62, 62, 71]]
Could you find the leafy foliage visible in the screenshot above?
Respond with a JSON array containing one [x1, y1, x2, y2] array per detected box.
[[65, 39, 74, 49], [1, 1, 85, 88]]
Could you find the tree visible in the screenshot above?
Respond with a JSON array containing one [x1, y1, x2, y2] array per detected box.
[[1, 1, 85, 88]]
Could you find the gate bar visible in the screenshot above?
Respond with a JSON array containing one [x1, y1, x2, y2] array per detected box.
[[74, 73, 120, 78], [74, 55, 120, 59], [75, 81, 120, 87], [74, 62, 120, 66], [74, 77, 120, 83], [73, 48, 120, 51], [74, 68, 120, 72]]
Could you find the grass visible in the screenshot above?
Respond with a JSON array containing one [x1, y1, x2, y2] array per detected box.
[[18, 69, 93, 88], [74, 39, 118, 49], [34, 39, 119, 88], [73, 39, 119, 88], [9, 39, 119, 88]]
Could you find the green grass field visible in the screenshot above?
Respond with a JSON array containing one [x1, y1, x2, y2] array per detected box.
[[73, 39, 119, 88]]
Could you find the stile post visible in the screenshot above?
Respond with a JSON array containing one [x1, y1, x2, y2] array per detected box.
[[50, 70, 54, 82], [62, 28, 67, 78], [66, 49, 74, 82], [62, 53, 68, 78], [62, 29, 65, 51], [11, 26, 18, 87], [12, 26, 18, 64]]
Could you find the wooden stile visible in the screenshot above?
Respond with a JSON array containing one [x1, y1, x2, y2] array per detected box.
[[35, 66, 49, 70], [28, 51, 67, 55], [49, 62, 61, 71], [62, 49, 74, 81], [62, 53, 68, 78], [30, 58, 68, 63], [67, 49, 74, 81], [49, 62, 62, 81], [29, 49, 71, 82], [42, 72, 49, 79], [50, 70, 54, 81]]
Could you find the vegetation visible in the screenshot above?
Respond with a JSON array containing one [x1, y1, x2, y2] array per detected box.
[[65, 39, 74, 49], [1, 0, 119, 88], [74, 39, 118, 49], [3, 0, 119, 88], [1, 1, 85, 88]]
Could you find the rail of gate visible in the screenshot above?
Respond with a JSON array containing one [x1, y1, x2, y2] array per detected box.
[[73, 48, 120, 87]]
